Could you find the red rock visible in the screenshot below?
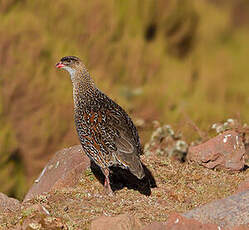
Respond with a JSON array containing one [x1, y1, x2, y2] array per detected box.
[[142, 222, 166, 230], [164, 213, 219, 230], [90, 214, 142, 230], [24, 145, 90, 201], [183, 190, 249, 228], [0, 192, 20, 213], [236, 177, 249, 194], [187, 130, 245, 170]]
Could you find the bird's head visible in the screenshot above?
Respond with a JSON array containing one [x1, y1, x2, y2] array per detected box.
[[56, 56, 83, 77], [56, 56, 94, 90]]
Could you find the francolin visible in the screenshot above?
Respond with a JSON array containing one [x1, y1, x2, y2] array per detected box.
[[56, 56, 145, 195]]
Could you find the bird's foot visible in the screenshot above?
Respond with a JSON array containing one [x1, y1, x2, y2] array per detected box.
[[103, 169, 114, 196], [105, 187, 114, 196], [104, 181, 114, 196]]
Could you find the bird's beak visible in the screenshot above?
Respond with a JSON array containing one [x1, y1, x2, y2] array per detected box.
[[56, 62, 65, 68]]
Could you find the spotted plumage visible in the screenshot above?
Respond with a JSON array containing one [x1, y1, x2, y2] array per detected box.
[[56, 56, 145, 194]]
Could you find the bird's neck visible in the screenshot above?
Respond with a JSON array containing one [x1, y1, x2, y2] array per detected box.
[[71, 69, 96, 108]]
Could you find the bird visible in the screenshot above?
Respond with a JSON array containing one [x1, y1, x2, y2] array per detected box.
[[56, 56, 145, 195]]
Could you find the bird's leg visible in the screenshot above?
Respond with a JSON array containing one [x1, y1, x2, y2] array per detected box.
[[103, 168, 114, 196]]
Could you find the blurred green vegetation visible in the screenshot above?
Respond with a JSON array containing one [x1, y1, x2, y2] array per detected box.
[[0, 0, 249, 199]]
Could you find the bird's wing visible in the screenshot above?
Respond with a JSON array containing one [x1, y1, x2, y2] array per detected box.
[[106, 107, 140, 155], [103, 107, 145, 179]]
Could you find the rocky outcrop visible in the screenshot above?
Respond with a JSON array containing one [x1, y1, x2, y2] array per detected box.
[[183, 190, 249, 228], [187, 130, 245, 170], [24, 145, 90, 201], [0, 192, 20, 213]]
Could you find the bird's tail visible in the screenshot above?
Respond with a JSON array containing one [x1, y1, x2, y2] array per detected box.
[[127, 155, 145, 179]]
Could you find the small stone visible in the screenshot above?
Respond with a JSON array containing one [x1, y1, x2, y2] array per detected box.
[[90, 214, 142, 230]]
